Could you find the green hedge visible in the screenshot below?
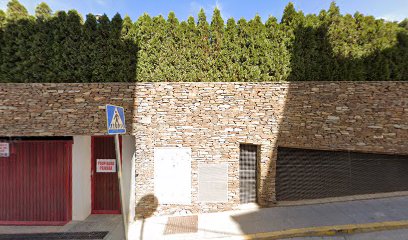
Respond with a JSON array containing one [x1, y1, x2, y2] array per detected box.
[[0, 0, 407, 82]]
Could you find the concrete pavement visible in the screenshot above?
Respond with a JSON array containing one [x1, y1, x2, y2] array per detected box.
[[0, 215, 124, 240], [1, 196, 407, 239], [129, 196, 408, 239]]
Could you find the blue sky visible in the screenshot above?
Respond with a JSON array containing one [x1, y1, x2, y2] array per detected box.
[[0, 0, 407, 22]]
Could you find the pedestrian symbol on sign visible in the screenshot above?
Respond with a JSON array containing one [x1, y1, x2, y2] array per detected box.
[[109, 108, 125, 130], [106, 104, 126, 134]]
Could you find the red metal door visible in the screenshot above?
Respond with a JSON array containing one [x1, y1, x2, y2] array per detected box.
[[91, 136, 121, 214], [0, 140, 72, 225]]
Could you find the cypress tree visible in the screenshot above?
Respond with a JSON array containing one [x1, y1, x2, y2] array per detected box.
[[197, 9, 210, 81], [93, 14, 111, 82], [160, 12, 180, 81], [148, 15, 166, 81], [210, 8, 224, 51], [300, 14, 322, 81], [48, 11, 67, 82], [6, 0, 29, 21], [316, 8, 337, 80], [281, 2, 306, 81], [65, 10, 83, 82], [177, 19, 196, 81], [109, 13, 126, 81], [220, 18, 240, 81], [27, 2, 53, 82], [121, 15, 133, 39], [395, 31, 408, 80], [0, 10, 6, 27], [281, 2, 297, 25], [328, 1, 340, 19], [0, 0, 407, 83], [197, 9, 210, 46], [35, 2, 52, 20], [79, 14, 98, 82], [281, 4, 306, 81], [182, 16, 199, 81], [328, 13, 354, 80], [47, 10, 83, 82], [265, 16, 290, 81], [1, 0, 33, 82], [121, 15, 137, 82], [400, 18, 408, 30], [246, 15, 268, 81], [177, 20, 189, 81], [134, 15, 144, 82], [111, 13, 123, 40], [210, 8, 224, 81], [134, 14, 154, 82], [237, 18, 250, 81]]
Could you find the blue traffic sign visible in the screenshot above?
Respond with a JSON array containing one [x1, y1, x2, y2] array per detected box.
[[106, 104, 126, 134]]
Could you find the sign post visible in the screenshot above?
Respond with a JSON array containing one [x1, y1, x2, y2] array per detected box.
[[106, 104, 128, 240]]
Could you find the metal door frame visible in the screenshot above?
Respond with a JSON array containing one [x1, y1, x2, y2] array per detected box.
[[239, 143, 260, 204], [91, 136, 122, 214]]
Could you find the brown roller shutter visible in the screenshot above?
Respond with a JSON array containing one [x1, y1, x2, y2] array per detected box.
[[276, 147, 408, 201]]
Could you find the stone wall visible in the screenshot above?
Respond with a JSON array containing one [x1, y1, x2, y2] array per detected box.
[[133, 83, 287, 217], [133, 82, 408, 216], [0, 83, 135, 136], [278, 82, 408, 154], [1, 82, 407, 217]]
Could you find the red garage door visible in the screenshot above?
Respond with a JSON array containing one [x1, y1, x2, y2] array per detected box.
[[0, 139, 72, 225]]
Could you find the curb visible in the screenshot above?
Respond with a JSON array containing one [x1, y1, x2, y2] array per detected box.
[[219, 220, 408, 240]]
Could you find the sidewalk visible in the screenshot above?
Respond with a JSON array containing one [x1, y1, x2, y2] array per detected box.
[[0, 215, 124, 240], [129, 196, 408, 240]]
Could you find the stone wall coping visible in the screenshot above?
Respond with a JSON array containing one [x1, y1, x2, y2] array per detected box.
[[1, 81, 407, 86]]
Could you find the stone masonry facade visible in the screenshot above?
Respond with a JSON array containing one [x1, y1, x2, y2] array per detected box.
[[0, 83, 135, 135], [1, 82, 407, 217], [134, 82, 408, 217]]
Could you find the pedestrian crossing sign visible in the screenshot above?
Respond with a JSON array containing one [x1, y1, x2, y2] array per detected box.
[[106, 104, 126, 134]]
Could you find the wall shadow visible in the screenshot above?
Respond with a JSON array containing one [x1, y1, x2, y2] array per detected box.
[[232, 20, 408, 235], [135, 194, 159, 220]]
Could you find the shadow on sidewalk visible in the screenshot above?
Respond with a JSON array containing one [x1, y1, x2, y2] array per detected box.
[[135, 194, 158, 240]]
